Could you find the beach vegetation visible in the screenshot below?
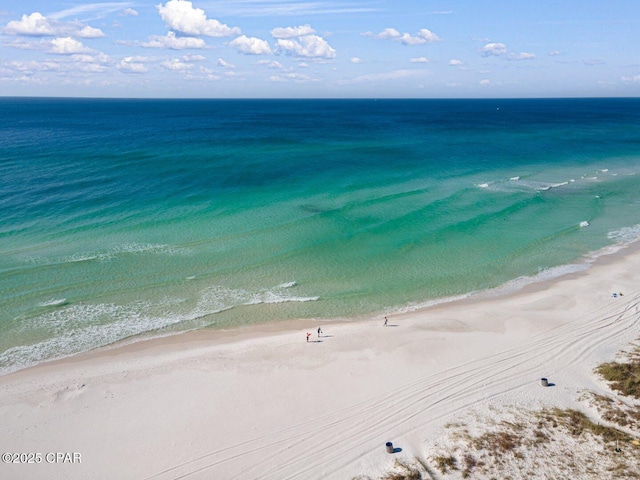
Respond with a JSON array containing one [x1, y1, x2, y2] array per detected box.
[[596, 351, 640, 399], [433, 454, 457, 474]]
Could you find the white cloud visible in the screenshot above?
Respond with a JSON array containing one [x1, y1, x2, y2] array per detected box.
[[217, 58, 235, 68], [351, 57, 363, 64], [548, 50, 561, 56], [49, 37, 94, 55], [365, 27, 400, 40], [268, 72, 315, 83], [479, 79, 491, 86], [415, 28, 441, 44], [157, 0, 240, 37], [72, 52, 111, 64], [255, 60, 284, 69], [449, 59, 463, 66], [123, 8, 139, 17], [364, 27, 441, 45], [4, 11, 105, 38], [76, 25, 106, 39], [142, 32, 206, 49], [118, 57, 148, 74], [481, 43, 507, 56], [621, 74, 640, 83], [271, 25, 315, 39], [276, 35, 336, 59], [508, 52, 535, 61], [183, 54, 206, 61], [3, 38, 40, 50], [341, 69, 423, 85], [410, 57, 429, 63], [5, 12, 55, 36], [229, 35, 272, 55], [162, 58, 194, 71]]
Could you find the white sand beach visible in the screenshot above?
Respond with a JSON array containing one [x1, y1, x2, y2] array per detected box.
[[1, 244, 640, 479]]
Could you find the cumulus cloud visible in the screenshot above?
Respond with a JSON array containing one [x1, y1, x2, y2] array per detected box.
[[276, 35, 336, 59], [271, 25, 315, 39], [4, 11, 105, 38], [5, 12, 55, 36], [72, 52, 111, 64], [269, 24, 335, 59], [217, 58, 235, 68], [123, 8, 139, 16], [481, 42, 507, 56], [363, 27, 441, 45], [229, 35, 272, 55], [255, 60, 284, 69], [410, 57, 429, 63], [157, 0, 240, 37], [118, 56, 151, 74], [142, 32, 206, 49], [479, 79, 491, 86], [449, 59, 464, 66], [49, 37, 94, 55], [162, 57, 194, 71], [183, 54, 205, 61], [76, 25, 106, 39], [351, 57, 363, 64]]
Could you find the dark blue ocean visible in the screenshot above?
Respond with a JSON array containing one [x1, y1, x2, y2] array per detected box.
[[1, 98, 640, 374]]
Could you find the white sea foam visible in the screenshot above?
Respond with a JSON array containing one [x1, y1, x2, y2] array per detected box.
[[579, 221, 589, 228], [477, 183, 490, 188], [59, 243, 191, 264], [39, 298, 68, 307], [537, 181, 569, 191], [509, 176, 520, 181], [608, 224, 640, 246], [1, 281, 319, 376]]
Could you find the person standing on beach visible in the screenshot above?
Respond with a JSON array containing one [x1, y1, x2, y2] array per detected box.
[[383, 316, 388, 326], [306, 332, 311, 342], [317, 327, 322, 338]]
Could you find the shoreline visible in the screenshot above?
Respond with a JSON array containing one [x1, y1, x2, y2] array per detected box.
[[1, 239, 639, 479], [6, 237, 638, 379]]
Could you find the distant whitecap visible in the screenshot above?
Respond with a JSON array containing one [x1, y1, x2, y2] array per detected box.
[[39, 298, 68, 307], [580, 221, 589, 228]]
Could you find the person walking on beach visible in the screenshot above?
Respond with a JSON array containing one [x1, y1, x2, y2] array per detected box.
[[306, 332, 311, 342], [383, 316, 388, 326], [317, 326, 322, 338]]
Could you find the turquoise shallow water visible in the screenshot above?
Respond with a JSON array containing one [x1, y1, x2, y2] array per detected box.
[[1, 98, 640, 374]]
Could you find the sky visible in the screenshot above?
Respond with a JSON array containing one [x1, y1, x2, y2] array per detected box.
[[0, 0, 639, 98]]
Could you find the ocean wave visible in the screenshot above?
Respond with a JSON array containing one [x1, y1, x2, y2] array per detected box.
[[0, 281, 319, 376], [608, 224, 640, 246], [579, 221, 589, 228], [536, 181, 569, 191], [476, 178, 571, 193], [23, 243, 192, 266], [39, 298, 68, 307], [0, 303, 192, 376], [60, 243, 192, 263]]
